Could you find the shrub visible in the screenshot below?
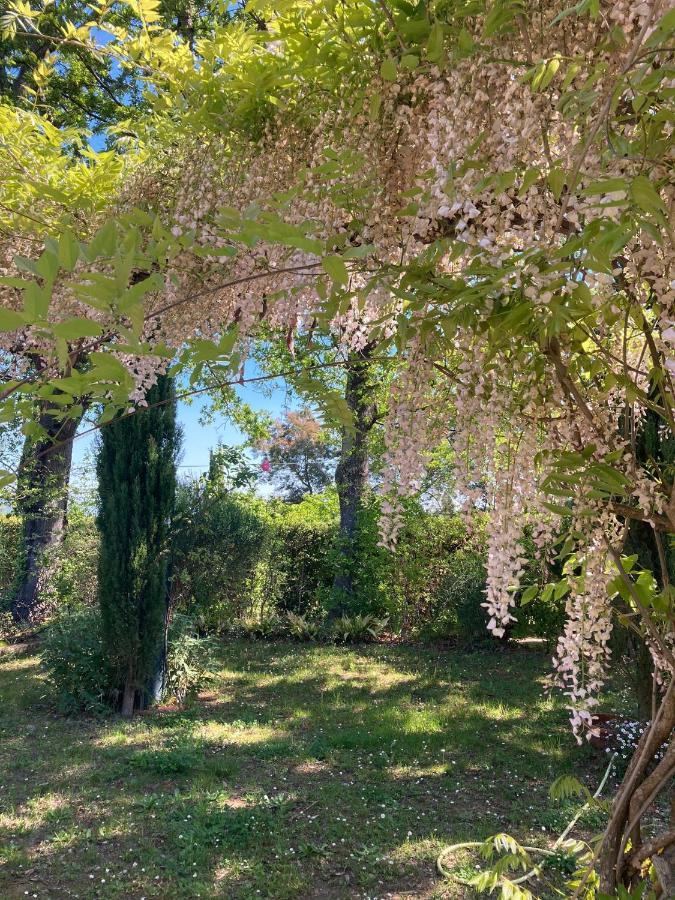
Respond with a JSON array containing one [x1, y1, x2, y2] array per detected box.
[[171, 482, 269, 629], [416, 550, 494, 647], [449, 553, 493, 645], [0, 515, 21, 606], [42, 609, 217, 713], [0, 507, 98, 615], [165, 614, 217, 704], [50, 507, 99, 608], [237, 614, 286, 641], [0, 610, 31, 643], [328, 497, 395, 620], [392, 507, 480, 635], [41, 607, 114, 714], [509, 530, 566, 644], [260, 492, 337, 617]]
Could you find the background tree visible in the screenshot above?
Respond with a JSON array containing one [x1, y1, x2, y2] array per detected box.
[[97, 375, 180, 716], [11, 404, 80, 622], [256, 408, 336, 502], [202, 335, 390, 609], [330, 344, 381, 610], [0, 0, 250, 132]]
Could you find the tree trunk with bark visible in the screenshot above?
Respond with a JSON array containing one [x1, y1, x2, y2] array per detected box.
[[596, 398, 675, 891], [11, 406, 81, 624], [597, 683, 674, 894], [331, 346, 377, 611]]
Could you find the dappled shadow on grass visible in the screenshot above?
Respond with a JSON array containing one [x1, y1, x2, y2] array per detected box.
[[0, 640, 600, 899]]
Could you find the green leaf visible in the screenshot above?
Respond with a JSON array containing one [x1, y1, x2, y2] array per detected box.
[[541, 584, 555, 603], [0, 308, 27, 331], [646, 8, 675, 47], [52, 318, 103, 340], [400, 54, 419, 71], [426, 21, 444, 62], [548, 167, 566, 201], [456, 27, 474, 55], [520, 585, 538, 606], [533, 57, 561, 92], [343, 244, 375, 259], [89, 352, 131, 382], [23, 281, 50, 320], [554, 579, 569, 600], [561, 61, 581, 90], [380, 57, 397, 82], [483, 0, 520, 38], [55, 336, 69, 370], [630, 175, 666, 215], [14, 256, 41, 277], [35, 249, 58, 286], [86, 220, 117, 260], [70, 273, 119, 309], [58, 230, 80, 271], [322, 255, 349, 287], [394, 198, 420, 217], [518, 166, 541, 196], [550, 774, 590, 801], [0, 276, 31, 290], [581, 177, 628, 196]]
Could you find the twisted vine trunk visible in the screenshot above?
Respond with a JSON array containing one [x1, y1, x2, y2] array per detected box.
[[11, 406, 82, 624], [598, 397, 675, 891], [598, 682, 675, 893]]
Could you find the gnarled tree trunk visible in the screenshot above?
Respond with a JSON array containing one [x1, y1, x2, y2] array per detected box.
[[11, 406, 81, 624], [598, 682, 675, 894], [597, 387, 675, 891]]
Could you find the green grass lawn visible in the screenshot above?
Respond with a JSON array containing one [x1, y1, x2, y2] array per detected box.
[[0, 640, 610, 899]]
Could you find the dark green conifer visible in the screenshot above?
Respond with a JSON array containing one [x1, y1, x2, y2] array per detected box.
[[96, 376, 180, 715]]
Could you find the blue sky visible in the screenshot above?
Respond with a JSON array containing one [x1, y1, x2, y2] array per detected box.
[[70, 363, 296, 481]]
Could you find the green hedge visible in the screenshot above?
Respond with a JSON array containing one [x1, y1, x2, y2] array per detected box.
[[3, 491, 566, 647], [0, 515, 21, 607]]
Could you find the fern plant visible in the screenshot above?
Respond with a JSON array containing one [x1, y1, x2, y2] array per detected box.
[[285, 611, 322, 641], [330, 614, 389, 644]]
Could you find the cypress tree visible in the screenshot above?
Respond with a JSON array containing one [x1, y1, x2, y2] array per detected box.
[[96, 376, 181, 715]]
